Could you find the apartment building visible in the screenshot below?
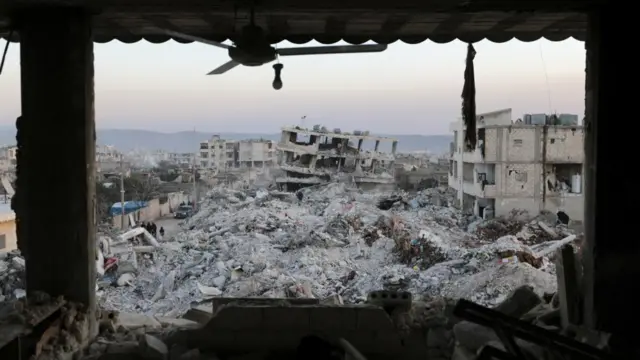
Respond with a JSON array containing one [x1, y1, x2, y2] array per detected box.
[[448, 108, 584, 221], [199, 135, 236, 169], [276, 125, 398, 191], [238, 139, 276, 168], [199, 136, 276, 170]]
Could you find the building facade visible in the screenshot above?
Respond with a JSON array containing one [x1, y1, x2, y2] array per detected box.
[[199, 136, 276, 170], [0, 202, 17, 253], [169, 152, 196, 167], [276, 126, 398, 191], [199, 135, 237, 169], [0, 145, 17, 172], [448, 108, 584, 221], [237, 139, 276, 168]]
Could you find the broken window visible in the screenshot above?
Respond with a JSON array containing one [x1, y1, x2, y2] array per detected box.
[[478, 128, 486, 158], [546, 164, 582, 194]]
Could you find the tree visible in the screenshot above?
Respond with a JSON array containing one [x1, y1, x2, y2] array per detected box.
[[125, 175, 160, 202], [96, 181, 120, 222]]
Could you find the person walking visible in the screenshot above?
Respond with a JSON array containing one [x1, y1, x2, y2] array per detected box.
[[159, 227, 165, 241]]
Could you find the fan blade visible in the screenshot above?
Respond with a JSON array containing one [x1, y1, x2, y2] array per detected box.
[[163, 30, 231, 49], [207, 61, 240, 75], [277, 44, 387, 56]]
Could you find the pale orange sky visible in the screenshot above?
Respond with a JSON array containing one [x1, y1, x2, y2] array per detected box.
[[0, 38, 585, 134]]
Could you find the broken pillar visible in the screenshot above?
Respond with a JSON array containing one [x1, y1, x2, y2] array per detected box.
[[15, 7, 97, 333], [583, 8, 637, 355]]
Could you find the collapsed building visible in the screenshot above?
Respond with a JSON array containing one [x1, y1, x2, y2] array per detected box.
[[276, 126, 398, 191]]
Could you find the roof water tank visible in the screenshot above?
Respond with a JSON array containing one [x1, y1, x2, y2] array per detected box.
[[333, 128, 341, 134], [571, 173, 582, 194], [559, 114, 579, 126], [530, 114, 546, 125], [353, 130, 362, 135], [524, 114, 532, 124], [312, 125, 321, 131]]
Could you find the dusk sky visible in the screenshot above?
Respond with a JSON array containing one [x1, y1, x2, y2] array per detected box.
[[0, 38, 585, 135]]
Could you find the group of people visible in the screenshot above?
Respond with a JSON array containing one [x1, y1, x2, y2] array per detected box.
[[142, 222, 165, 240]]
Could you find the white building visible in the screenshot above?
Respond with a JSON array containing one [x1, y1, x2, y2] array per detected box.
[[238, 139, 276, 168], [199, 136, 276, 170], [448, 108, 584, 221], [199, 135, 237, 169], [169, 152, 195, 167], [0, 145, 17, 172]]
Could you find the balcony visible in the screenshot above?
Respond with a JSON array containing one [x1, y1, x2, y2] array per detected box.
[[462, 181, 497, 198]]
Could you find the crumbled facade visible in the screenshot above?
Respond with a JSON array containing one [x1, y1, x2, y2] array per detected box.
[[448, 108, 584, 221], [276, 126, 398, 191]]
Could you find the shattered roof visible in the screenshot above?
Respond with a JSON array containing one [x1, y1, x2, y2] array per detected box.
[[0, 0, 593, 44]]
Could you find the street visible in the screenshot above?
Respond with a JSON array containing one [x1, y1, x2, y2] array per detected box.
[[154, 215, 184, 241]]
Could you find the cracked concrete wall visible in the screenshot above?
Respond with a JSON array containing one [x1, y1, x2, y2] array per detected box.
[[546, 127, 584, 163]]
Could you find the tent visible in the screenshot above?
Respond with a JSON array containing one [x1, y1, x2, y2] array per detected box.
[[109, 201, 148, 216]]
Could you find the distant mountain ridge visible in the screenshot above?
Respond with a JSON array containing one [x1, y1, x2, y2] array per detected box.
[[0, 128, 452, 154]]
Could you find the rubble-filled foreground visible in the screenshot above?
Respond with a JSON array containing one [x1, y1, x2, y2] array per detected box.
[[1, 183, 579, 318], [94, 183, 575, 316]]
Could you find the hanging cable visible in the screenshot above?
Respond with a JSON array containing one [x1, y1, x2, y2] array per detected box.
[[0, 29, 13, 76], [538, 41, 553, 114]]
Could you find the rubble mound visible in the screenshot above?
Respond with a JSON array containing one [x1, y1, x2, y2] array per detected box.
[[1, 184, 579, 320]]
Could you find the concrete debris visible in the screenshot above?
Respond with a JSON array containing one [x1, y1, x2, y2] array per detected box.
[[1, 184, 580, 324], [453, 285, 611, 358]]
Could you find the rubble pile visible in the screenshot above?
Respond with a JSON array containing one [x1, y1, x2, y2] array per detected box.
[[0, 183, 580, 321], [0, 250, 26, 301], [92, 183, 578, 317], [474, 210, 574, 245]]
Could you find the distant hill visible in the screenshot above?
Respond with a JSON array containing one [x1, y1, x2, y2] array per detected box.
[[0, 127, 452, 154]]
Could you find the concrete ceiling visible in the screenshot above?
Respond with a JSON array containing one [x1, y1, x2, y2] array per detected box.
[[0, 0, 598, 43]]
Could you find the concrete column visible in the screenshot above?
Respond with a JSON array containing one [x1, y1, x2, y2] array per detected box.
[[582, 8, 636, 354], [16, 7, 96, 321]]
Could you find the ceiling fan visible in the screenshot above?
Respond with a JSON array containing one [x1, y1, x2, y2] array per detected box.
[[163, 9, 388, 89]]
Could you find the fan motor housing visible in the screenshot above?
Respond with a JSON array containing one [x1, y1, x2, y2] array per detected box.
[[229, 46, 277, 67]]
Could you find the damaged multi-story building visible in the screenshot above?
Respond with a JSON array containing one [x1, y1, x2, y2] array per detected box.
[[276, 125, 398, 191], [448, 108, 584, 221]]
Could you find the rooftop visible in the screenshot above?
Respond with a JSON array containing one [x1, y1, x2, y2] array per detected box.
[[282, 126, 398, 142]]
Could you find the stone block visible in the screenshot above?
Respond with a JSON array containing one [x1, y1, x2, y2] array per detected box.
[[356, 307, 394, 330], [119, 313, 162, 330], [340, 331, 376, 353], [426, 327, 453, 349], [139, 334, 168, 360], [263, 306, 310, 330], [235, 331, 303, 350], [206, 306, 263, 330], [155, 317, 200, 329], [309, 307, 356, 331], [401, 331, 428, 354], [199, 330, 238, 351], [371, 331, 404, 353]]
